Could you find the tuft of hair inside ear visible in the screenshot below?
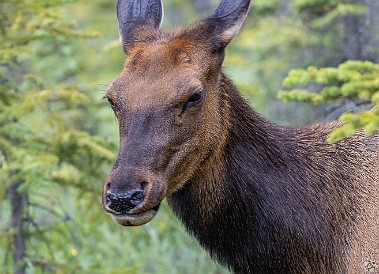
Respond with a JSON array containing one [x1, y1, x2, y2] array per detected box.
[[219, 12, 248, 44]]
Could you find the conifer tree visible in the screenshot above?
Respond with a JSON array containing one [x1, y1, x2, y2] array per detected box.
[[0, 1, 114, 272], [280, 61, 379, 142], [279, 0, 379, 141]]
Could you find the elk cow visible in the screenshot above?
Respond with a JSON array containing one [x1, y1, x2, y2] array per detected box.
[[102, 0, 379, 273]]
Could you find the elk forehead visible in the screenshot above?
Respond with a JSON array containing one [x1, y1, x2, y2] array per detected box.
[[108, 40, 204, 108], [126, 39, 200, 74]]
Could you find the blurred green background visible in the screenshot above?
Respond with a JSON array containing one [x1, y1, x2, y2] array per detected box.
[[1, 0, 378, 273]]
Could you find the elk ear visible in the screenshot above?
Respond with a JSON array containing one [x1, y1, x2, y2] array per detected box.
[[204, 0, 250, 49], [117, 0, 163, 53]]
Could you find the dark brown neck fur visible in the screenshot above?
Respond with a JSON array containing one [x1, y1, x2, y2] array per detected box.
[[168, 74, 367, 273]]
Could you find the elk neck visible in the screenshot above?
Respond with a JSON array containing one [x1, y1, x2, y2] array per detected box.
[[167, 73, 362, 273]]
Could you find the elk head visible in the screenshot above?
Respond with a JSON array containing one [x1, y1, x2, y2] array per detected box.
[[103, 0, 251, 226]]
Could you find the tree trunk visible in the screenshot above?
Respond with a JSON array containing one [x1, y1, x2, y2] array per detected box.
[[9, 179, 26, 274], [365, 0, 379, 62], [342, 0, 379, 62], [342, 13, 363, 60]]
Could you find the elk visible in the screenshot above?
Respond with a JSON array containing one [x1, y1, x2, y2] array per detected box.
[[102, 0, 379, 273]]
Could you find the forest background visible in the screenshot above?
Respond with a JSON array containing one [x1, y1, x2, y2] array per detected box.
[[1, 0, 378, 273]]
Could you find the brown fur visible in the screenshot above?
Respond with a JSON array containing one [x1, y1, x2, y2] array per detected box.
[[103, 1, 379, 273]]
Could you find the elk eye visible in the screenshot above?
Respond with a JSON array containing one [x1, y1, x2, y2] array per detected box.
[[184, 89, 203, 110]]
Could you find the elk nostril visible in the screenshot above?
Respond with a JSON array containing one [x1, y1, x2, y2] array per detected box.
[[105, 182, 111, 192], [130, 190, 144, 204], [106, 192, 116, 208]]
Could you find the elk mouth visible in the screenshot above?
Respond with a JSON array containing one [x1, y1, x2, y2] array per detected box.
[[104, 177, 167, 226], [111, 204, 161, 226]]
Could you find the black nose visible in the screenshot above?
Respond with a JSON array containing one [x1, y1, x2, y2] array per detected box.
[[106, 190, 144, 214]]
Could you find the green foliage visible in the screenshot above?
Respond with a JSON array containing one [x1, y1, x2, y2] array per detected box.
[[0, 0, 117, 272], [253, 0, 281, 16], [279, 61, 379, 142], [275, 0, 379, 138], [293, 0, 367, 24], [311, 3, 367, 28], [224, 7, 311, 122], [225, 0, 371, 124]]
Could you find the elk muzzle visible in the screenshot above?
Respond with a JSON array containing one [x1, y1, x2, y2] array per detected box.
[[103, 170, 167, 226]]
